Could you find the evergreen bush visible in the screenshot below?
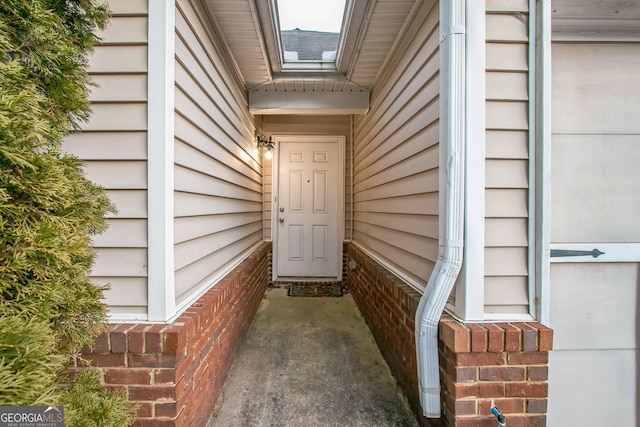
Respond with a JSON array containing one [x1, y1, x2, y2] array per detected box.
[[0, 1, 136, 425]]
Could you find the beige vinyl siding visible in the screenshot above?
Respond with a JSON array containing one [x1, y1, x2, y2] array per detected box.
[[62, 0, 149, 318], [352, 0, 439, 290], [174, 0, 261, 306], [261, 115, 352, 242], [484, 4, 530, 315]]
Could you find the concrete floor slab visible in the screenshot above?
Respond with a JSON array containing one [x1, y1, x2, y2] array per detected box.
[[207, 288, 419, 427]]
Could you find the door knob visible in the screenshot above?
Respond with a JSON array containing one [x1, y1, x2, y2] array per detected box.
[[279, 217, 284, 223]]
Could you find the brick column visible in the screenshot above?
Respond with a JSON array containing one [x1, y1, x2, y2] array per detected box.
[[439, 316, 553, 427]]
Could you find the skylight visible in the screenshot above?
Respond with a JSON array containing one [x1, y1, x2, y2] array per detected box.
[[276, 0, 347, 64]]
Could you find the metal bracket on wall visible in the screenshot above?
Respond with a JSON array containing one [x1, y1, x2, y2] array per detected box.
[[550, 248, 605, 258]]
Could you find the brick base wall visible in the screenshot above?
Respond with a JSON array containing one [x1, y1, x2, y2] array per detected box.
[[344, 243, 427, 424], [73, 243, 270, 427], [344, 243, 553, 427], [439, 316, 553, 427]]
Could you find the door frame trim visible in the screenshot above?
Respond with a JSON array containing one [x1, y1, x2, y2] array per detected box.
[[271, 135, 345, 282]]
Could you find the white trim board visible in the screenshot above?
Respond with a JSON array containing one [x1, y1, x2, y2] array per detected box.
[[147, 0, 176, 322], [533, 0, 552, 325], [351, 241, 426, 294], [457, 0, 486, 322]]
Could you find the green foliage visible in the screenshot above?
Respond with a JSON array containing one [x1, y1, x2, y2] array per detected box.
[[0, 1, 134, 425], [61, 369, 137, 427], [0, 316, 66, 405]]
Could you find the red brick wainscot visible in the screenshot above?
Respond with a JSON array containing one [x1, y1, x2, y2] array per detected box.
[[71, 243, 269, 427], [344, 243, 553, 427], [439, 316, 553, 427]]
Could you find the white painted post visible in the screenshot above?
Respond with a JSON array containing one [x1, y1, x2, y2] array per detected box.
[[455, 0, 486, 322], [147, 0, 176, 322], [532, 0, 552, 324]]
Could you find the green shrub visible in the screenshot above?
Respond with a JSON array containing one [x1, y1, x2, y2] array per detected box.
[[0, 1, 135, 425], [62, 369, 137, 427], [0, 316, 66, 405]]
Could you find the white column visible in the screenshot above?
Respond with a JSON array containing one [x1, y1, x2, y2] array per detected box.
[[147, 0, 176, 322]]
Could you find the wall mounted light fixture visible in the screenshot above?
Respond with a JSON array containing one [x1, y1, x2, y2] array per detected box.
[[256, 134, 275, 159]]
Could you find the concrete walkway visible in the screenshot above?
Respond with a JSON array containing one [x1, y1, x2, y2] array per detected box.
[[207, 288, 419, 427]]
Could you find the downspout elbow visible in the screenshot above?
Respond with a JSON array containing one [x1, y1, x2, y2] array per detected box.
[[415, 245, 463, 418]]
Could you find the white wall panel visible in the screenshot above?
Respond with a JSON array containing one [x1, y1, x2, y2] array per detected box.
[[104, 190, 148, 219], [174, 233, 262, 305], [107, 0, 148, 14], [89, 45, 148, 73], [486, 14, 528, 42], [89, 74, 147, 102], [175, 212, 262, 244], [83, 161, 147, 189], [92, 219, 147, 247], [63, 131, 147, 160], [485, 130, 529, 159], [355, 212, 438, 239], [552, 43, 640, 134], [92, 248, 147, 277], [486, 43, 528, 71], [96, 16, 148, 43]]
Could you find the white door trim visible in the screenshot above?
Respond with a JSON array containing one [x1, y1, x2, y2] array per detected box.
[[271, 135, 345, 281]]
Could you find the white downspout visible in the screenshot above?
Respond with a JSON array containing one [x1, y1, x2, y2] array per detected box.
[[415, 0, 466, 418]]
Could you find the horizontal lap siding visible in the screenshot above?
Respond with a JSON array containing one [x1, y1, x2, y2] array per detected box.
[[174, 0, 261, 306], [484, 6, 530, 315], [353, 0, 439, 290], [62, 1, 149, 318]]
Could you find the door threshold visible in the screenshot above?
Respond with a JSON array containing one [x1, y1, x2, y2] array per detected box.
[[274, 277, 341, 283]]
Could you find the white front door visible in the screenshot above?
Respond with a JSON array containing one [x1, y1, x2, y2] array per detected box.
[[274, 136, 344, 279], [547, 42, 640, 426]]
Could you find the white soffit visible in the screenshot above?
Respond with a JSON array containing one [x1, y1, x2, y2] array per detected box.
[[552, 0, 640, 41], [203, 0, 272, 87], [203, 0, 417, 91], [249, 90, 369, 114]]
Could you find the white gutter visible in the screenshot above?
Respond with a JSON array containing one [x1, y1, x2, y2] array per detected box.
[[415, 0, 466, 418]]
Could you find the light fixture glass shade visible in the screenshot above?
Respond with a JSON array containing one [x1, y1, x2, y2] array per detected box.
[[264, 149, 273, 160]]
